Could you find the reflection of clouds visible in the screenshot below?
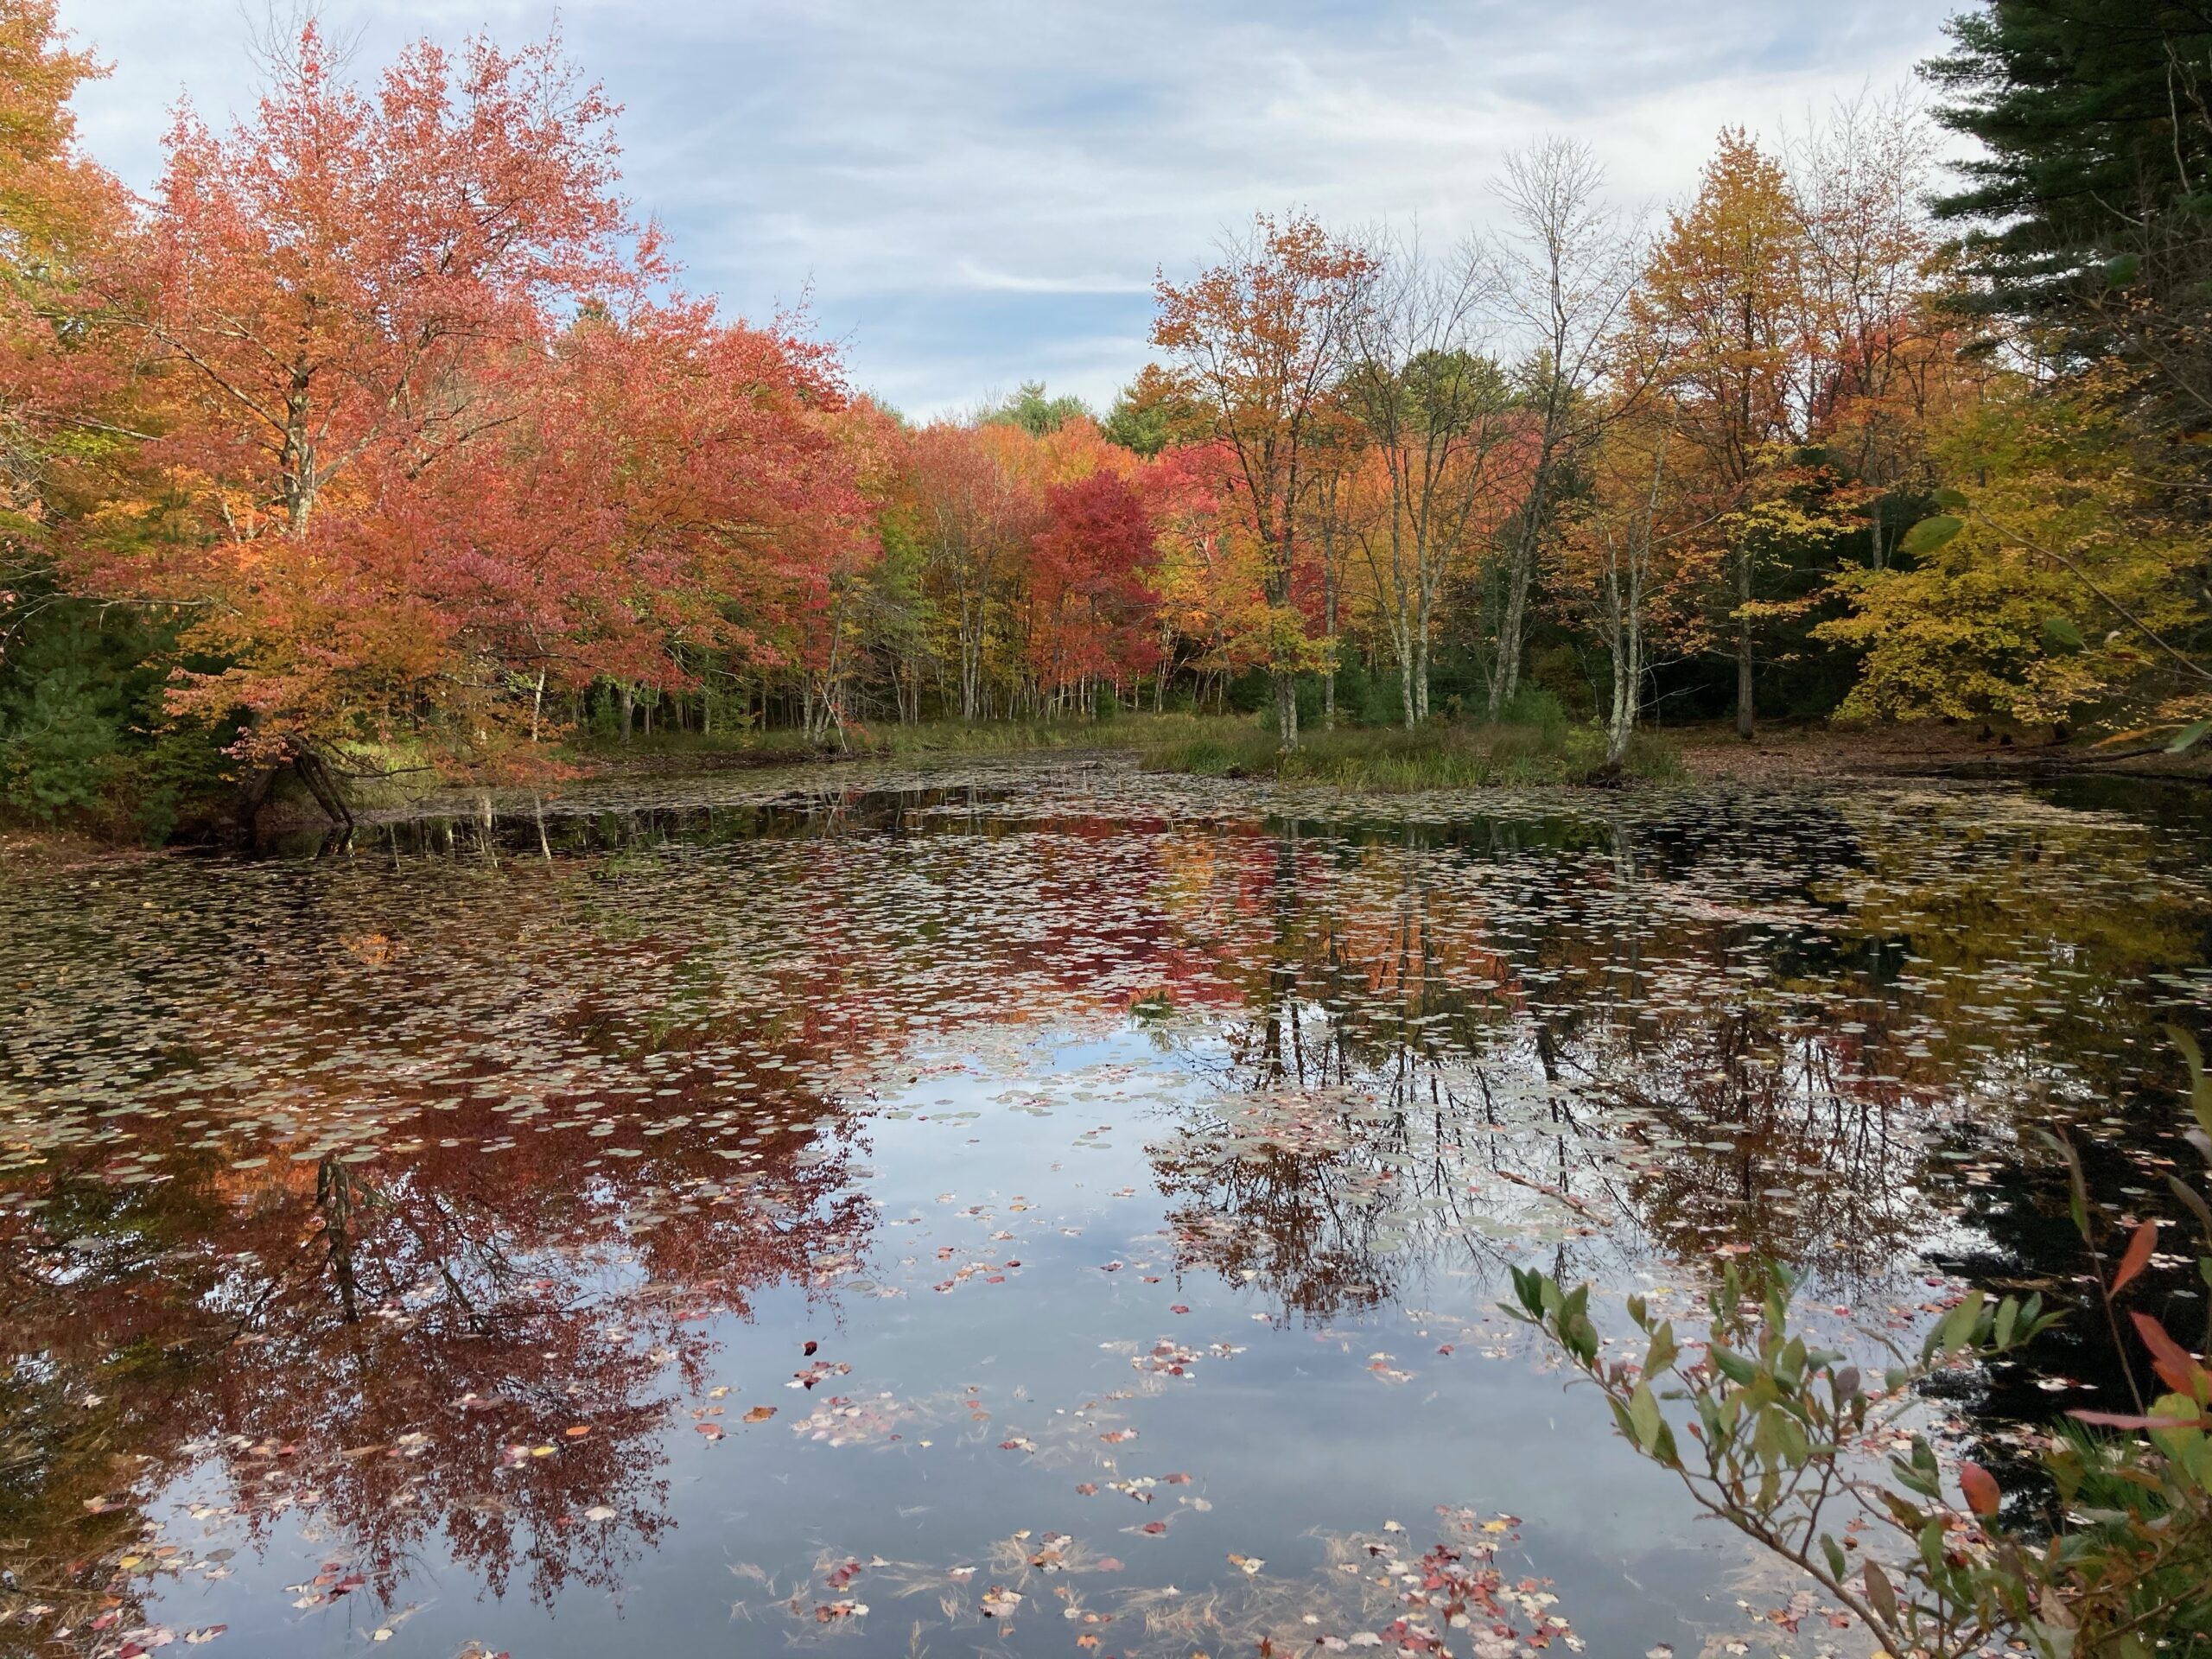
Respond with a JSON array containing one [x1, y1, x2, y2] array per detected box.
[[1, 762, 2207, 1649]]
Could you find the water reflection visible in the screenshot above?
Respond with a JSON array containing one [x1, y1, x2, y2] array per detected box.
[[1, 1090, 864, 1641], [2, 759, 2208, 1657]]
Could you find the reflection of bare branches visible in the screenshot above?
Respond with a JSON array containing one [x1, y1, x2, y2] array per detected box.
[[1138, 790, 2196, 1320], [1157, 1128, 1393, 1324], [2, 762, 2205, 1654]]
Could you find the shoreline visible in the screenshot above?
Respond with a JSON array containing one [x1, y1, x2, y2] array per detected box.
[[7, 719, 2205, 867]]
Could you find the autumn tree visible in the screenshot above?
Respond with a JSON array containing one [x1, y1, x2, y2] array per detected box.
[[0, 0, 166, 823], [0, 0, 124, 488], [141, 25, 635, 538], [1340, 232, 1521, 727], [1559, 411, 1718, 763], [469, 302, 870, 745], [905, 423, 1027, 720], [1153, 212, 1374, 748], [1819, 383, 2209, 736], [1786, 95, 1972, 568], [1026, 467, 1160, 709], [1145, 439, 1274, 709], [1486, 138, 1647, 715], [1630, 130, 1816, 740], [893, 415, 1150, 722], [1303, 399, 1366, 728], [108, 23, 640, 806]]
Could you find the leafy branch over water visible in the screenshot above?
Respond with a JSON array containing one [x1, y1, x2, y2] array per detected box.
[[1508, 1035, 2212, 1659]]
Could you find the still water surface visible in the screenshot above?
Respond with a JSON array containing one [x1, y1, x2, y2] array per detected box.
[[3, 757, 2209, 1659]]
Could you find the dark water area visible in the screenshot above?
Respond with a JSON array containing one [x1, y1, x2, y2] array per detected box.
[[3, 755, 2209, 1659]]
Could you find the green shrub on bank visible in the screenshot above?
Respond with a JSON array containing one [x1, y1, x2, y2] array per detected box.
[[0, 606, 237, 843]]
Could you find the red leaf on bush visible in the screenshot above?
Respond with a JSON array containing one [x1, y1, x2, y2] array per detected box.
[[2132, 1313, 2210, 1402], [1958, 1461, 2000, 1517], [2111, 1218, 2159, 1294]]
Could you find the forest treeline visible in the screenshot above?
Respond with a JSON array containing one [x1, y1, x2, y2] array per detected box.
[[2, 0, 2208, 836]]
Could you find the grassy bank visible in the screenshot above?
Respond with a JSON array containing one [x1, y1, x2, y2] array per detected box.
[[563, 710, 1221, 766], [1138, 716, 1683, 790], [569, 711, 1682, 791], [0, 715, 1686, 849]]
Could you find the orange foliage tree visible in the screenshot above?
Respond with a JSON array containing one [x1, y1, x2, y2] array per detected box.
[[1143, 439, 1274, 709], [1628, 130, 1818, 741], [1153, 213, 1375, 748], [83, 24, 641, 806], [38, 22, 875, 812], [1, 0, 134, 582]]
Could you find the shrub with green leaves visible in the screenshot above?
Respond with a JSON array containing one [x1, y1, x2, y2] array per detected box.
[[1509, 1033, 2212, 1659]]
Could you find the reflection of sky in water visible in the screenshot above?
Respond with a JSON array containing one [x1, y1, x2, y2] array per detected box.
[[5, 759, 2211, 1659], [131, 1031, 1735, 1658]]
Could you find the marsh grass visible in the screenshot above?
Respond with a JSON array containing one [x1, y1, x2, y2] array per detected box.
[[870, 712, 1220, 758], [569, 712, 1224, 763], [564, 711, 1681, 791], [1139, 717, 1684, 791]]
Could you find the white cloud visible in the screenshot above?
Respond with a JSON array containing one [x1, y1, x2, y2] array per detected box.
[[57, 0, 1959, 418]]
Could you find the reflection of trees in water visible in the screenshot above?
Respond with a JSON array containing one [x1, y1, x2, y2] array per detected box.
[[1576, 1007, 1934, 1277], [3, 776, 2207, 1642], [1152, 823, 1617, 1322], [0, 1089, 869, 1647], [1145, 801, 2210, 1323], [1155, 1136, 1394, 1325]]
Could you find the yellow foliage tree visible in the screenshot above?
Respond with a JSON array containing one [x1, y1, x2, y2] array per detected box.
[[1819, 380, 2210, 737]]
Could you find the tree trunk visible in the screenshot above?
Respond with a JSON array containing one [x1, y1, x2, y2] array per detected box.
[[1271, 670, 1299, 751], [1488, 521, 1537, 718], [618, 682, 635, 742], [292, 746, 353, 830], [235, 761, 280, 836], [316, 1156, 360, 1325], [1734, 549, 1756, 741], [1322, 574, 1338, 731], [1414, 588, 1431, 724], [959, 594, 983, 721], [1606, 599, 1641, 766], [1320, 516, 1339, 731]]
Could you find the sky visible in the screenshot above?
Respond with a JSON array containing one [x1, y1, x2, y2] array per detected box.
[[54, 0, 1964, 420]]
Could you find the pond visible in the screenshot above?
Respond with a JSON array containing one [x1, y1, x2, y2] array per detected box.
[[3, 755, 2209, 1659]]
